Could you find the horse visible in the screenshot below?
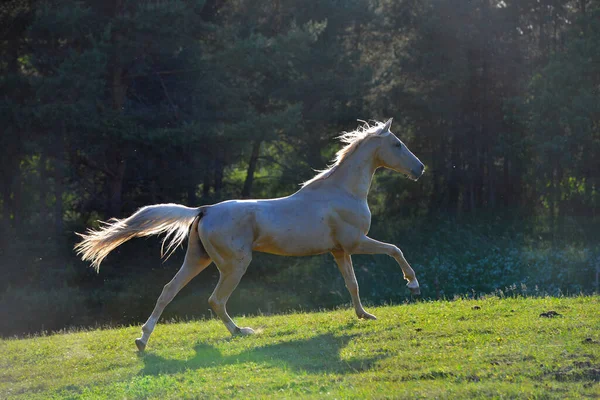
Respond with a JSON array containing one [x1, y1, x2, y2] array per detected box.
[[75, 118, 425, 351]]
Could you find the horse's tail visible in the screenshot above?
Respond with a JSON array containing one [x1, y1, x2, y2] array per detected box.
[[74, 204, 202, 272]]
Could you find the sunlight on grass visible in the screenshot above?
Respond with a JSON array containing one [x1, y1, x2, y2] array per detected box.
[[1, 296, 599, 399]]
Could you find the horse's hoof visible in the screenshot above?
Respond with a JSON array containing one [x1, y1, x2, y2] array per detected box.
[[135, 338, 146, 352], [358, 312, 377, 320], [237, 327, 255, 336], [408, 286, 421, 296]]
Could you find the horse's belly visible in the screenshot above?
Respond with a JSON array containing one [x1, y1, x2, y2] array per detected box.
[[252, 213, 336, 256], [253, 235, 335, 256]]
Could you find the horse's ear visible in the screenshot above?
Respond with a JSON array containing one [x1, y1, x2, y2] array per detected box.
[[382, 118, 393, 132]]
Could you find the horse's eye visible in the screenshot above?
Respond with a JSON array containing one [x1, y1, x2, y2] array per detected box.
[[395, 142, 403, 149]]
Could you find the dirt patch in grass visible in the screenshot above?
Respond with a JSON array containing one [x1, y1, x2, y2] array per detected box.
[[539, 310, 562, 318], [552, 361, 600, 382]]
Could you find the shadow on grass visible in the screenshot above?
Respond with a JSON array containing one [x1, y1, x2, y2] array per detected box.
[[140, 333, 383, 376]]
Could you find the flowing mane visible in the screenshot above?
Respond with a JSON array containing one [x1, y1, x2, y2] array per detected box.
[[301, 120, 386, 187]]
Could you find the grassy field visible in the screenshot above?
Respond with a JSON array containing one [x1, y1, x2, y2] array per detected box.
[[1, 296, 599, 399]]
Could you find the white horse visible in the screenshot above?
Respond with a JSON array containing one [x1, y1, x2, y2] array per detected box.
[[75, 118, 425, 351]]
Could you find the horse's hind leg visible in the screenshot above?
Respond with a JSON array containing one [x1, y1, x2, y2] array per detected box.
[[136, 218, 211, 351], [208, 253, 254, 336]]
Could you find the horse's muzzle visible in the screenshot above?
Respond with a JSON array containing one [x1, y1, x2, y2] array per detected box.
[[410, 168, 424, 181]]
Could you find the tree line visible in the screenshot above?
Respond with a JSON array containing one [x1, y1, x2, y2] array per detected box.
[[1, 0, 599, 268]]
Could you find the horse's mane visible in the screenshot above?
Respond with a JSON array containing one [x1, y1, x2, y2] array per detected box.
[[301, 120, 386, 187]]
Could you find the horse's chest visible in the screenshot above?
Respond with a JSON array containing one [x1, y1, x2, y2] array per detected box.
[[331, 203, 371, 234]]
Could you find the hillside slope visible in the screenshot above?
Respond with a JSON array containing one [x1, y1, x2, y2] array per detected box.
[[1, 296, 599, 399]]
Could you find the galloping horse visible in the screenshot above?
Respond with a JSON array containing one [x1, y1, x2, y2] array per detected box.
[[75, 118, 425, 351]]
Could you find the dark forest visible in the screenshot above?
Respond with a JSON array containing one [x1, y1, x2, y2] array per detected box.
[[1, 0, 599, 336]]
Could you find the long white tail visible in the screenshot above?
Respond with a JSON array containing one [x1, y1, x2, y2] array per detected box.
[[74, 204, 201, 272]]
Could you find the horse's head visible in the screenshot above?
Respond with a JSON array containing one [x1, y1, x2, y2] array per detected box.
[[375, 118, 424, 181]]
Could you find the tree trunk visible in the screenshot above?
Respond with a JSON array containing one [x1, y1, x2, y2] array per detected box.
[[556, 161, 564, 239], [306, 135, 324, 171], [503, 154, 510, 207], [428, 126, 445, 215], [187, 184, 198, 205], [447, 131, 460, 214], [241, 139, 262, 198], [10, 168, 22, 228], [38, 153, 50, 224], [549, 165, 557, 242], [214, 146, 224, 197], [110, 0, 126, 111], [2, 37, 22, 232], [0, 159, 19, 237], [53, 164, 65, 237], [103, 0, 127, 217], [107, 154, 126, 217], [53, 168, 65, 237], [203, 168, 211, 199], [1, 173, 12, 234]]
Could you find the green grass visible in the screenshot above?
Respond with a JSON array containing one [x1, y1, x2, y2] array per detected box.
[[1, 296, 599, 399]]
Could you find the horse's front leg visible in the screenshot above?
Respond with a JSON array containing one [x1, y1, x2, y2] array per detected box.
[[352, 236, 420, 295], [332, 251, 377, 320]]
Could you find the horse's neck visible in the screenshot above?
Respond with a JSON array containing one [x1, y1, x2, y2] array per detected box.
[[326, 144, 378, 200]]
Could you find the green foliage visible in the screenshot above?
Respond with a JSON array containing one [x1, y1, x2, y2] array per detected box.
[[1, 297, 599, 398], [527, 7, 600, 216], [1, 215, 597, 337], [2, 0, 600, 338]]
